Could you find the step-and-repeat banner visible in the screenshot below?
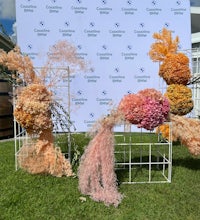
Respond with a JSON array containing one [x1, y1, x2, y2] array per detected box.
[[16, 0, 191, 132]]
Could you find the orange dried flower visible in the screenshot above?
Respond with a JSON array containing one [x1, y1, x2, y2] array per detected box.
[[159, 53, 191, 85], [149, 28, 179, 62], [156, 124, 171, 141]]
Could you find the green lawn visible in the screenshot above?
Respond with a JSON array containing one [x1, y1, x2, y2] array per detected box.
[[0, 134, 200, 220]]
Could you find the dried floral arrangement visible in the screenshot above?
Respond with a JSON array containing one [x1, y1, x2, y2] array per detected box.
[[78, 88, 170, 207], [0, 40, 86, 177], [149, 28, 193, 116], [149, 28, 200, 155]]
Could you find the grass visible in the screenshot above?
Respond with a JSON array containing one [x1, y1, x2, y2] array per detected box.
[[0, 134, 200, 220]]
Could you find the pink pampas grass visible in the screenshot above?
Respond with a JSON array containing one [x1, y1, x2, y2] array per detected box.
[[78, 112, 123, 207]]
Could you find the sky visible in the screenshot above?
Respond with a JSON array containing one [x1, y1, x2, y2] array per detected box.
[[191, 0, 200, 6], [0, 0, 16, 39]]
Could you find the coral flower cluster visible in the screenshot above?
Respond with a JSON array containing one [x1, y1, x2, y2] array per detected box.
[[118, 88, 170, 130]]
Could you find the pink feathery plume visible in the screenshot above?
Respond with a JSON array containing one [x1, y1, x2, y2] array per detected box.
[[170, 114, 200, 156], [78, 112, 123, 207]]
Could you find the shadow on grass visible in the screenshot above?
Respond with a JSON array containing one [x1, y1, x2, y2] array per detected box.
[[115, 156, 200, 170], [172, 157, 200, 170], [115, 154, 200, 184], [115, 155, 172, 184]]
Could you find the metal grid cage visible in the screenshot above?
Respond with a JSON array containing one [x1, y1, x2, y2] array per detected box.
[[114, 123, 172, 184]]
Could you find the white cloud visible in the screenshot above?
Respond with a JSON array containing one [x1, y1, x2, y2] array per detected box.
[[0, 0, 16, 19], [10, 21, 17, 43]]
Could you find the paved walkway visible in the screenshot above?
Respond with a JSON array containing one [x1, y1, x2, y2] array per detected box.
[[0, 138, 14, 143]]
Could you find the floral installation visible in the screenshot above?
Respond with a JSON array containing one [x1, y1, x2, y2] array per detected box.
[[18, 129, 74, 177], [149, 28, 199, 155], [149, 28, 193, 115], [0, 40, 87, 177], [164, 84, 193, 116], [159, 53, 191, 85], [118, 88, 170, 131], [78, 89, 170, 206]]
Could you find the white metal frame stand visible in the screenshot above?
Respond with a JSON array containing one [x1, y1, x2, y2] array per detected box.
[[191, 48, 200, 118], [114, 123, 172, 184]]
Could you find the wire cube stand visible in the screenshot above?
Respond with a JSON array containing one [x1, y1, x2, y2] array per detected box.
[[114, 123, 172, 184]]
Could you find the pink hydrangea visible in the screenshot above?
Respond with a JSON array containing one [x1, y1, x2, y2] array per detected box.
[[138, 97, 169, 130], [118, 89, 170, 130]]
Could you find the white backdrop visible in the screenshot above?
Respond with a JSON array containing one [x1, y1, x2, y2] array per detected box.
[[16, 0, 191, 132]]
